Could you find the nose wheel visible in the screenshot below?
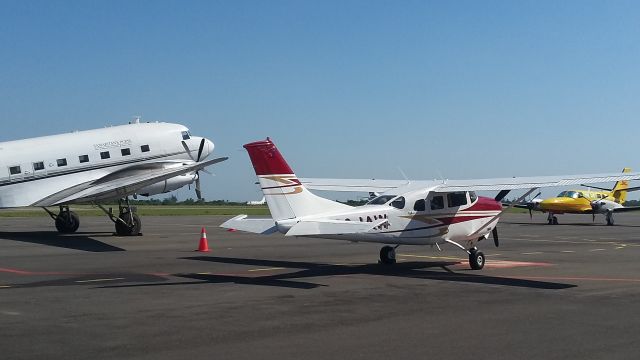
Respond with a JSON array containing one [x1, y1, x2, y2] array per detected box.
[[469, 248, 485, 270], [379, 245, 397, 265], [547, 213, 558, 225]]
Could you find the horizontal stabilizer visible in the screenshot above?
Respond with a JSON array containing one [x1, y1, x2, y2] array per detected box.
[[220, 215, 278, 234], [286, 218, 387, 237]]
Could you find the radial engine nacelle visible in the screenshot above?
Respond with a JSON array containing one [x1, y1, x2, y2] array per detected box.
[[137, 173, 197, 197]]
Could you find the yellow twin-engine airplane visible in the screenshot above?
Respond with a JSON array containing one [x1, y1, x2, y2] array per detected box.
[[516, 168, 640, 225]]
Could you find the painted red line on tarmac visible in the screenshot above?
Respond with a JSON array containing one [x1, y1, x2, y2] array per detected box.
[[513, 275, 640, 283], [0, 267, 80, 276]]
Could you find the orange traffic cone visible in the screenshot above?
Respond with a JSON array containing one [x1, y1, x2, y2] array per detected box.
[[196, 227, 210, 252]]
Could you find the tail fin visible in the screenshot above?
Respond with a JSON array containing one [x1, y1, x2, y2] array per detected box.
[[243, 138, 351, 221], [611, 167, 631, 204]]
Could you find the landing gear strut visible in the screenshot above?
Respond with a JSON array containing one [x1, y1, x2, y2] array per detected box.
[[44, 206, 80, 234], [97, 197, 142, 236], [606, 211, 614, 226], [379, 245, 397, 265], [547, 213, 558, 225]]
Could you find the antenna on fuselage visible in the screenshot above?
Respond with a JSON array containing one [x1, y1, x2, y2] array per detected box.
[[130, 116, 141, 124]]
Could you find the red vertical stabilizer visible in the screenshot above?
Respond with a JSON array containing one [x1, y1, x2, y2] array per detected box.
[[243, 138, 294, 176]]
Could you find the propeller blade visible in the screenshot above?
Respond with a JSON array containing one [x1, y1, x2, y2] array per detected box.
[[182, 141, 196, 161], [196, 138, 206, 162], [494, 190, 511, 202], [529, 208, 533, 219], [492, 227, 499, 247], [195, 175, 202, 201]]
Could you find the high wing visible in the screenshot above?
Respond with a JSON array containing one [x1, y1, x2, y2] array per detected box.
[[32, 157, 228, 206], [300, 172, 640, 193]]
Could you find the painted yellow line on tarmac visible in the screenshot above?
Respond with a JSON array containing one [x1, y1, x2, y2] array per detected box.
[[197, 272, 212, 275], [248, 267, 285, 272], [0, 285, 11, 289], [75, 277, 124, 283], [521, 252, 543, 255], [589, 249, 606, 252], [561, 250, 575, 253]]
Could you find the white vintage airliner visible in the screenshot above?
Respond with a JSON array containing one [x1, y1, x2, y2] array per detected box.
[[0, 119, 226, 235], [222, 138, 640, 269]]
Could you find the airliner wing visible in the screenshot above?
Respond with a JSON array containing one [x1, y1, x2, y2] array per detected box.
[[301, 172, 640, 193], [32, 157, 228, 206]]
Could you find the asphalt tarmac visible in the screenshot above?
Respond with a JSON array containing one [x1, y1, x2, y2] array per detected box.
[[2, 213, 640, 360]]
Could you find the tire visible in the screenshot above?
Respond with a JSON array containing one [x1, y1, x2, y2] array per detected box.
[[469, 249, 485, 270], [606, 214, 614, 226], [379, 246, 396, 265], [552, 216, 559, 225], [115, 212, 142, 236], [55, 211, 80, 234]]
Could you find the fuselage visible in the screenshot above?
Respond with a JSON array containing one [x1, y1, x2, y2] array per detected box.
[[539, 189, 623, 214], [278, 189, 502, 247], [0, 122, 213, 207]]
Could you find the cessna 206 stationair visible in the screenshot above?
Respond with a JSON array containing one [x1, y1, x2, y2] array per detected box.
[[0, 120, 226, 235], [222, 138, 640, 270]]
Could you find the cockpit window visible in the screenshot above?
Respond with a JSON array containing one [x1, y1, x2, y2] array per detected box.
[[469, 191, 478, 203], [430, 195, 445, 210], [447, 192, 468, 207], [181, 131, 191, 140], [367, 195, 397, 205], [390, 196, 405, 209], [558, 191, 581, 199]]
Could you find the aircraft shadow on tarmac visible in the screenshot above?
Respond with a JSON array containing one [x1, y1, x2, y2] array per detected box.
[[0, 231, 125, 252], [101, 256, 576, 291], [503, 221, 640, 228]]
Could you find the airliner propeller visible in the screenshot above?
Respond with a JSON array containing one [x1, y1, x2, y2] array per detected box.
[[182, 138, 207, 201]]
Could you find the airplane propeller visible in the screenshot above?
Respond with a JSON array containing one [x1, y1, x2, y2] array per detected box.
[[182, 138, 208, 201], [492, 227, 499, 247]]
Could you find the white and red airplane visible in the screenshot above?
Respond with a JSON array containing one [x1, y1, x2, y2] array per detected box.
[[222, 138, 640, 269], [0, 119, 226, 235]]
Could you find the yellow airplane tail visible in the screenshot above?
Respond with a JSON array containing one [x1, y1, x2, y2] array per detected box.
[[611, 167, 631, 204]]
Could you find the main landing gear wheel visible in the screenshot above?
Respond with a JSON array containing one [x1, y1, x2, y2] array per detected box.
[[54, 210, 80, 234], [469, 248, 485, 270], [547, 214, 558, 225], [115, 212, 142, 236], [379, 246, 397, 265]]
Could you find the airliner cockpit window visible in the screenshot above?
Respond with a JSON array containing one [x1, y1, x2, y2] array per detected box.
[[182, 131, 191, 140], [367, 195, 397, 205]]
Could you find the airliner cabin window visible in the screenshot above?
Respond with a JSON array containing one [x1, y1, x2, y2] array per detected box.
[[100, 151, 110, 160], [430, 195, 444, 210], [33, 162, 45, 171], [390, 196, 405, 209], [57, 158, 67, 167], [141, 145, 150, 152], [9, 166, 21, 175], [182, 131, 191, 140], [121, 148, 131, 156], [414, 199, 426, 211], [79, 155, 89, 163], [448, 192, 468, 207]]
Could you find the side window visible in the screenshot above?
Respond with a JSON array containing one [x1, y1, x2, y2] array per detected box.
[[413, 199, 426, 211], [469, 191, 478, 203], [57, 158, 67, 167], [447, 192, 468, 207], [9, 166, 21, 175], [141, 145, 150, 153], [79, 155, 89, 163], [100, 151, 110, 160], [430, 195, 444, 210], [390, 196, 405, 209], [33, 162, 45, 171], [121, 148, 131, 156]]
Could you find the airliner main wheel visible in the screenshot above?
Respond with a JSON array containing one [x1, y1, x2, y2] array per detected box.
[[469, 249, 485, 270], [55, 211, 80, 234], [379, 246, 396, 265], [115, 212, 142, 236]]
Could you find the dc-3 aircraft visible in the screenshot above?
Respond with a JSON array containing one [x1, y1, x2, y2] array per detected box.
[[512, 168, 640, 225], [222, 138, 640, 270], [0, 120, 226, 235]]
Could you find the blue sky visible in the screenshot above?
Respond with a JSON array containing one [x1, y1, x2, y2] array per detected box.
[[1, 1, 640, 201]]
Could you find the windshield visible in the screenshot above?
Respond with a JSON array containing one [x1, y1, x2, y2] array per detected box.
[[558, 191, 581, 199], [367, 195, 398, 205]]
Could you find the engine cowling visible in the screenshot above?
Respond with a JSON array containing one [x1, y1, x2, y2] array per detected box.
[[137, 173, 197, 197]]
